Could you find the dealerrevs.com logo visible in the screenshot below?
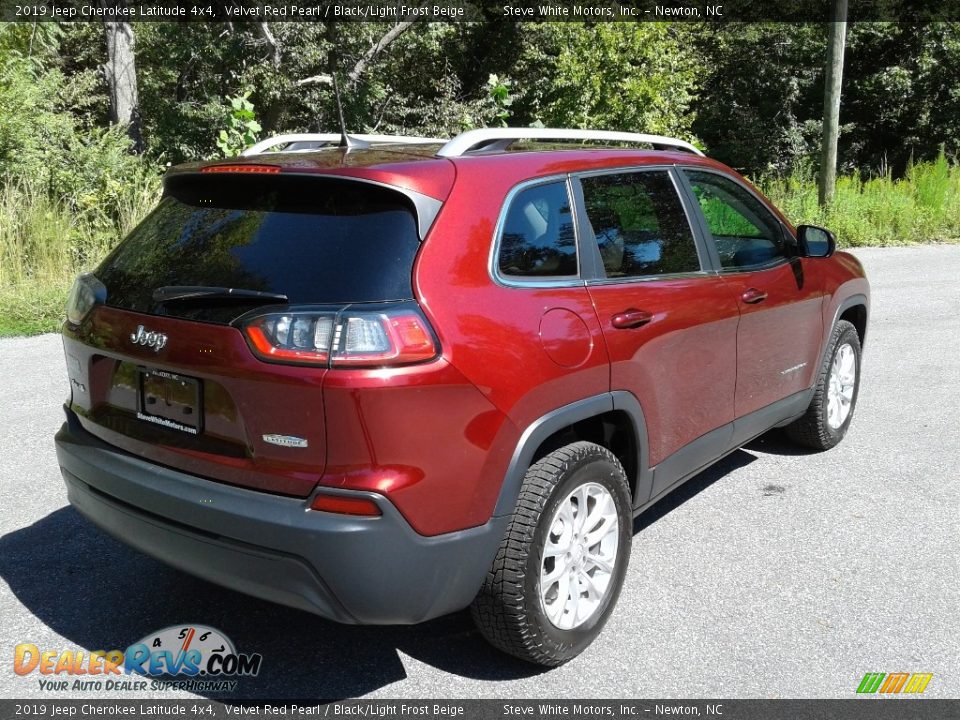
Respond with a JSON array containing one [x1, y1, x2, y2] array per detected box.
[[14, 625, 262, 693]]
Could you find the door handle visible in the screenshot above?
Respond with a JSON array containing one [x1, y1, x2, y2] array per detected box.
[[741, 288, 768, 304], [611, 309, 654, 329]]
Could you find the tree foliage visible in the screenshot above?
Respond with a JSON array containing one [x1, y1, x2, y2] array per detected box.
[[509, 23, 700, 137], [3, 19, 960, 183], [0, 23, 155, 217], [216, 92, 262, 157], [692, 22, 960, 177], [3, 19, 960, 336]]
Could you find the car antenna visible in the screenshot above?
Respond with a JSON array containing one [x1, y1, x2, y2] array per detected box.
[[332, 71, 369, 151]]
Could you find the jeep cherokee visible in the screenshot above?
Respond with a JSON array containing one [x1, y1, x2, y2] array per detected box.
[[55, 128, 869, 666]]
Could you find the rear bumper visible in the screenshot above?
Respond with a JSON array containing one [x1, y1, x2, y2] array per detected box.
[[55, 409, 507, 625]]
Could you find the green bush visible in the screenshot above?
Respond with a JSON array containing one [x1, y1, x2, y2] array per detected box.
[[216, 92, 262, 157], [760, 152, 960, 246]]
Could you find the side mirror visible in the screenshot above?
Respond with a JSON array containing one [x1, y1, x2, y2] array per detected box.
[[797, 225, 836, 258]]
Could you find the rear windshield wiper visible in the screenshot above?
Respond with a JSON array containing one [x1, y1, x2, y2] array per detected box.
[[153, 286, 289, 304]]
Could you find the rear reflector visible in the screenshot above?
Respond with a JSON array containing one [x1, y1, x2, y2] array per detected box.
[[201, 164, 281, 174], [310, 493, 382, 517]]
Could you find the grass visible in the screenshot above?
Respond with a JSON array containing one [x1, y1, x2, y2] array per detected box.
[[0, 282, 72, 336], [0, 176, 158, 336], [760, 151, 960, 246], [1, 155, 959, 337]]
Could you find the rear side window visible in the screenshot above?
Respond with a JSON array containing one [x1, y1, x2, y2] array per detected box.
[[96, 175, 420, 322], [581, 171, 701, 278], [683, 170, 787, 270], [498, 181, 577, 278]]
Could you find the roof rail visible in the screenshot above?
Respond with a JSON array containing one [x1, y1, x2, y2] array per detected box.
[[242, 133, 446, 157], [435, 128, 704, 158]]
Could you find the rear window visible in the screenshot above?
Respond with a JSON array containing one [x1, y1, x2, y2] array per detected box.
[[96, 174, 421, 322]]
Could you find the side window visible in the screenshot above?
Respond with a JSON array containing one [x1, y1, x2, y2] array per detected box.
[[498, 181, 577, 278], [580, 170, 701, 278], [684, 170, 788, 270]]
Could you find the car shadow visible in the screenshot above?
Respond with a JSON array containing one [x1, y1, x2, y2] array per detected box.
[[0, 507, 542, 700], [632, 447, 757, 534], [744, 428, 820, 457]]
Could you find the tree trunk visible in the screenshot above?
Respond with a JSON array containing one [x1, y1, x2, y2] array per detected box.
[[103, 19, 143, 153], [818, 0, 848, 206]]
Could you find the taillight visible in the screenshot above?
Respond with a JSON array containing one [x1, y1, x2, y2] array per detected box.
[[245, 314, 334, 364], [241, 305, 438, 368], [65, 273, 107, 326], [335, 311, 436, 366]]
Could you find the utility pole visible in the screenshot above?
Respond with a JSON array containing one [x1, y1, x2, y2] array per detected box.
[[818, 0, 848, 206]]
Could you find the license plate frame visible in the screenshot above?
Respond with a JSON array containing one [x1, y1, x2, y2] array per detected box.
[[136, 368, 203, 436]]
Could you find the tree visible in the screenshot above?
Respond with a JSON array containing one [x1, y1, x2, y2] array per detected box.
[[692, 22, 960, 178], [691, 24, 825, 177], [509, 24, 701, 138], [103, 19, 143, 152], [842, 22, 960, 174]]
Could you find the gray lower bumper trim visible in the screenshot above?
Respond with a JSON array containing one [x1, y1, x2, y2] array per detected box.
[[55, 410, 507, 625]]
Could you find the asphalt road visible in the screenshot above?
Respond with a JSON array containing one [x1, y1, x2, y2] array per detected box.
[[1, 245, 958, 701]]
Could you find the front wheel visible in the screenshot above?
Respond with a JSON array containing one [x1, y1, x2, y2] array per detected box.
[[471, 441, 632, 666], [785, 319, 862, 450]]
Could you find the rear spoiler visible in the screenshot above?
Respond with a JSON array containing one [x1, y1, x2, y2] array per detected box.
[[163, 170, 443, 241]]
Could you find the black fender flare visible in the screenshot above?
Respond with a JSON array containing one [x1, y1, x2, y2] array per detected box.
[[492, 391, 654, 518], [817, 293, 869, 373]]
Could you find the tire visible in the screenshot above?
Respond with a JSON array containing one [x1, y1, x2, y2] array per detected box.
[[785, 319, 862, 450], [471, 441, 632, 666]]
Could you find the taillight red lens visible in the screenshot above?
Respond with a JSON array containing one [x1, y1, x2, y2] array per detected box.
[[241, 306, 438, 368], [310, 492, 382, 516], [244, 314, 333, 365]]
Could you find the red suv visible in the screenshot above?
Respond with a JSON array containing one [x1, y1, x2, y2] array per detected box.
[[56, 128, 869, 666]]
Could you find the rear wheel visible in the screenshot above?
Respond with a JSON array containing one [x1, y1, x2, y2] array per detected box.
[[785, 319, 862, 450], [471, 441, 632, 666]]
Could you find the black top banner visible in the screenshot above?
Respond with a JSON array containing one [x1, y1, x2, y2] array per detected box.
[[1, 699, 959, 720], [1, 0, 958, 23]]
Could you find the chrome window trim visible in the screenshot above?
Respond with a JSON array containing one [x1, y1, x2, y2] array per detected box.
[[576, 165, 710, 279], [575, 163, 676, 179], [585, 270, 714, 287], [716, 256, 792, 274], [488, 174, 585, 290]]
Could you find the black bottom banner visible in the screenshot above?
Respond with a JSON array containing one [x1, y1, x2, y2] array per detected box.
[[2, 699, 958, 720]]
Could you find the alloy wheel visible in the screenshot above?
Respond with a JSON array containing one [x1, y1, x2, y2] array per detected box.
[[540, 482, 621, 630]]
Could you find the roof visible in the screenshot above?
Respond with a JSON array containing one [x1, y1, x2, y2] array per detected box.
[[168, 142, 732, 203]]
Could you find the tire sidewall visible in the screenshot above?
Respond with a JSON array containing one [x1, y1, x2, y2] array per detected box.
[[522, 451, 632, 659], [820, 325, 862, 443]]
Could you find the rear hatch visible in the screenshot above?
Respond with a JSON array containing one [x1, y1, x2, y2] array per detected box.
[[63, 171, 427, 497]]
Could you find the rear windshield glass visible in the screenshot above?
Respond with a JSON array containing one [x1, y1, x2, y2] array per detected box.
[[96, 174, 420, 322]]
